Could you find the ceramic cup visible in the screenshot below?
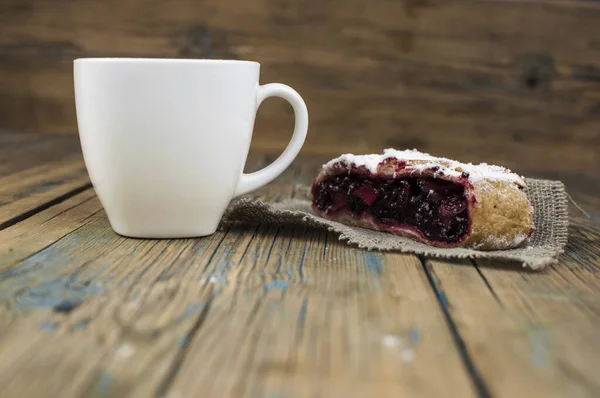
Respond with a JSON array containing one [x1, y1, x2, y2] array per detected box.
[[74, 58, 308, 238]]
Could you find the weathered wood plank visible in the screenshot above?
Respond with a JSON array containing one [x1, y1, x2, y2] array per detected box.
[[0, 153, 478, 398], [0, 189, 100, 269], [424, 215, 600, 397], [1, 0, 599, 175], [1, 58, 598, 177], [0, 157, 90, 228], [0, 221, 225, 397], [0, 132, 82, 177], [0, 132, 90, 229], [522, 169, 600, 217], [0, 138, 598, 397], [2, 0, 600, 67], [0, 223, 476, 397], [0, 130, 35, 145], [0, 150, 274, 274], [163, 229, 476, 398]]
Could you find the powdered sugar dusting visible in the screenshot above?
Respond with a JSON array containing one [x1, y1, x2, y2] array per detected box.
[[327, 153, 384, 174], [324, 149, 526, 187]]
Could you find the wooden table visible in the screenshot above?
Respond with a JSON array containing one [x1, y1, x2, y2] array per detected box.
[[1, 131, 599, 398]]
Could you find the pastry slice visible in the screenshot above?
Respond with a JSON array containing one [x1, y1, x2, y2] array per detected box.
[[311, 149, 535, 249]]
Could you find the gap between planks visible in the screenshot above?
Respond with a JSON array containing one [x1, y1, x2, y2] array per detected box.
[[0, 182, 93, 231], [420, 256, 493, 398]]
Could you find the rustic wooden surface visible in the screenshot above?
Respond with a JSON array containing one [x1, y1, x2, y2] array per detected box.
[[1, 0, 600, 174], [0, 132, 598, 397]]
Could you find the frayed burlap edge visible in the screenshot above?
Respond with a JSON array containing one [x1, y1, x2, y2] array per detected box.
[[221, 178, 568, 271]]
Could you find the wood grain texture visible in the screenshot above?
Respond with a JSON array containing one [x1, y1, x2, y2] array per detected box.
[[0, 135, 599, 397], [0, 168, 476, 398], [0, 130, 82, 177], [164, 229, 475, 398], [424, 214, 600, 397], [0, 189, 100, 269], [1, 0, 600, 174], [0, 154, 90, 229]]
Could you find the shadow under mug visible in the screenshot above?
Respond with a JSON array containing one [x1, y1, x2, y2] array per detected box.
[[74, 58, 308, 238]]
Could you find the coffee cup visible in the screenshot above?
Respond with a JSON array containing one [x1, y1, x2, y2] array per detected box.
[[74, 58, 308, 238]]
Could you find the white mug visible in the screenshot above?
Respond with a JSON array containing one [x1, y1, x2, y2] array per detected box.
[[74, 58, 308, 238]]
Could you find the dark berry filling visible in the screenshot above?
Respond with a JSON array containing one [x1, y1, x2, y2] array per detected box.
[[313, 174, 469, 243]]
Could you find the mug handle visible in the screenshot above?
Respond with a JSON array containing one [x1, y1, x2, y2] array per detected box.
[[234, 83, 309, 197]]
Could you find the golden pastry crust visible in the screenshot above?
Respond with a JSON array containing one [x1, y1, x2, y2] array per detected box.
[[312, 151, 535, 250], [463, 180, 534, 249]]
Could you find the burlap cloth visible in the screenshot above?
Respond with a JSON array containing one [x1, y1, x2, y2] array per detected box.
[[221, 178, 568, 270]]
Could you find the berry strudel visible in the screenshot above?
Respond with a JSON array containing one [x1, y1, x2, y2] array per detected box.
[[311, 149, 535, 249]]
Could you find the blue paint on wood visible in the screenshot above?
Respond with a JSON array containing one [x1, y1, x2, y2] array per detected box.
[[296, 299, 308, 343], [298, 298, 308, 330], [11, 276, 105, 313], [208, 259, 236, 285], [178, 335, 189, 347], [38, 322, 59, 332], [437, 290, 449, 309], [283, 270, 296, 281], [72, 318, 92, 330], [183, 302, 206, 319], [53, 297, 84, 313], [0, 223, 117, 315], [525, 323, 551, 366], [364, 252, 384, 276], [429, 273, 450, 309], [263, 280, 289, 291], [89, 371, 114, 397], [409, 327, 421, 344]]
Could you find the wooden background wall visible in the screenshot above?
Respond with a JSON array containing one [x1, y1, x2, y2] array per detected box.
[[1, 0, 599, 174]]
